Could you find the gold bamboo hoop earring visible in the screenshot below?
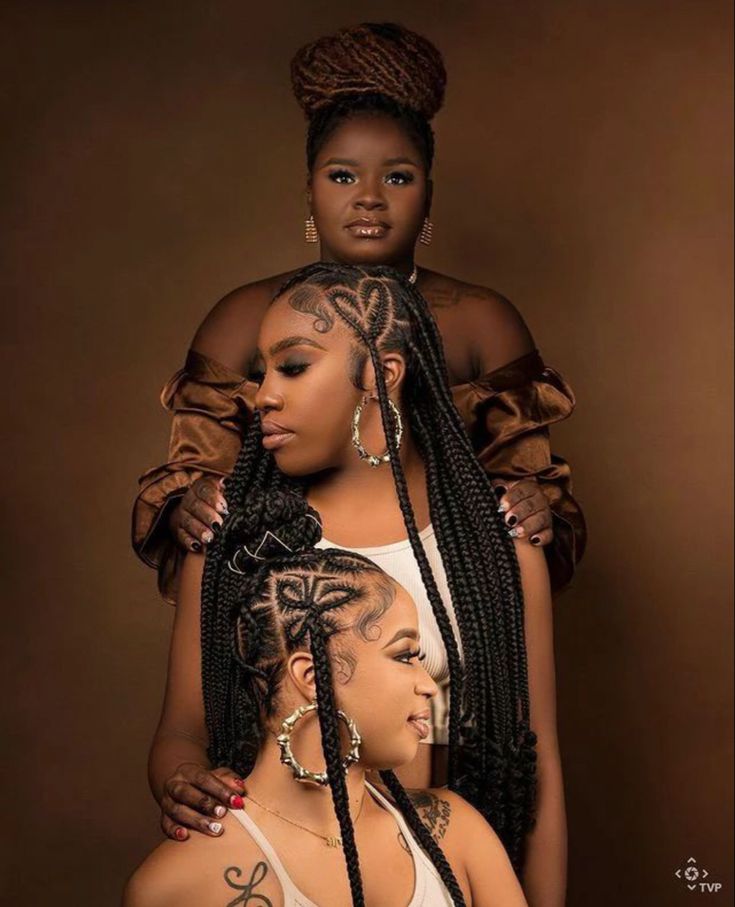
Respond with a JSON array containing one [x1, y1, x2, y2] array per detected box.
[[277, 702, 361, 786], [419, 217, 433, 246], [305, 215, 319, 243], [352, 396, 404, 467]]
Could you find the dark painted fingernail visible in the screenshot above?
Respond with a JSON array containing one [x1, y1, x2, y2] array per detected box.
[[506, 515, 518, 528], [211, 519, 223, 532], [530, 535, 541, 545], [494, 485, 507, 498], [230, 794, 244, 809], [175, 827, 188, 841], [191, 540, 202, 553]]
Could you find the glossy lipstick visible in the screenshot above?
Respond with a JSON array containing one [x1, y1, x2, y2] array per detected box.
[[261, 421, 295, 451]]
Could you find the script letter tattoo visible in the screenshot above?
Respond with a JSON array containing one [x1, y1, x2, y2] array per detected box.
[[224, 861, 273, 906]]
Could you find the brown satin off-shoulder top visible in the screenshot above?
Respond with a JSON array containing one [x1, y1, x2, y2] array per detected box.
[[133, 348, 586, 604]]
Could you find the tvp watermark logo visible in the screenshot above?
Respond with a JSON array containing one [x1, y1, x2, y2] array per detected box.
[[675, 857, 722, 894]]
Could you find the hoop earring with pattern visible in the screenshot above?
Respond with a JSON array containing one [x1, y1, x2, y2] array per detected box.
[[352, 396, 403, 467], [277, 702, 361, 786]]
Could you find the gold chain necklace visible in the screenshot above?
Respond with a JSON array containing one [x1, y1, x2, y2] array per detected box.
[[244, 792, 366, 849]]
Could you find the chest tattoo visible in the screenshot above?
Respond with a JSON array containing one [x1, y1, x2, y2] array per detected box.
[[224, 861, 273, 906]]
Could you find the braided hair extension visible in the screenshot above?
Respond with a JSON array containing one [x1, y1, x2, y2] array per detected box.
[[207, 499, 466, 905], [275, 263, 538, 869], [290, 22, 446, 173], [379, 770, 466, 907], [201, 264, 538, 871]]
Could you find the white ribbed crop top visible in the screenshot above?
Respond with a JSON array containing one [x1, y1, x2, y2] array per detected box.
[[228, 781, 454, 906], [315, 524, 463, 745]]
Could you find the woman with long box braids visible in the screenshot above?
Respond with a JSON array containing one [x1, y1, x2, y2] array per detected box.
[[147, 265, 566, 904], [125, 496, 528, 906], [132, 22, 585, 610]]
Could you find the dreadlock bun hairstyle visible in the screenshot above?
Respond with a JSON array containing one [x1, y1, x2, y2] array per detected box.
[[290, 22, 446, 172], [291, 22, 446, 121], [201, 263, 538, 876], [203, 486, 467, 906]]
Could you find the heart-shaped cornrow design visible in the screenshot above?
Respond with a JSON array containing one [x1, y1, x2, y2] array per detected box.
[[202, 261, 538, 885]]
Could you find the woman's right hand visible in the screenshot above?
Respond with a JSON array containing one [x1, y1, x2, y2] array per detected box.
[[169, 477, 228, 553], [161, 763, 246, 841]]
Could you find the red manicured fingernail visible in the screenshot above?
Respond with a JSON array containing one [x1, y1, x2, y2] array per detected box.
[[230, 794, 244, 809], [175, 827, 188, 841]]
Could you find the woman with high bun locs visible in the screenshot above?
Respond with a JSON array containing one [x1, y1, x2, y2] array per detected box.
[[147, 265, 567, 906], [133, 23, 585, 605]]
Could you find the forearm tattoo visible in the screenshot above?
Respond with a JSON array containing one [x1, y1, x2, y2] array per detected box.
[[224, 861, 273, 906], [407, 790, 451, 841]]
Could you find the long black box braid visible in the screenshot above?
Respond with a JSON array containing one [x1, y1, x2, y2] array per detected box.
[[201, 262, 537, 873]]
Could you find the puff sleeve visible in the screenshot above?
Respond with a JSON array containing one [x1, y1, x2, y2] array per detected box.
[[451, 349, 587, 595], [131, 349, 257, 603]]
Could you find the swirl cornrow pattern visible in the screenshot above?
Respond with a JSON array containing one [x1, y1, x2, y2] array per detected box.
[[275, 262, 537, 869], [207, 538, 467, 905], [201, 263, 539, 872], [323, 277, 466, 784]]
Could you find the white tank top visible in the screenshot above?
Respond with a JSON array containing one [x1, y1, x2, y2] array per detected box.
[[228, 781, 454, 906], [315, 525, 463, 745]]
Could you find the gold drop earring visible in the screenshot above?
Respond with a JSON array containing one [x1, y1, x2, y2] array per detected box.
[[305, 214, 319, 243], [419, 217, 433, 246]]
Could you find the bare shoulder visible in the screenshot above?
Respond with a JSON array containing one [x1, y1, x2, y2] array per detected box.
[[420, 269, 535, 374], [191, 269, 300, 373], [404, 787, 455, 843], [122, 815, 283, 907], [408, 788, 527, 905], [122, 838, 194, 907], [406, 787, 499, 846]]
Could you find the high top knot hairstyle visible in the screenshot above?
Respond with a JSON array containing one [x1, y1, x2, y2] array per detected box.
[[203, 487, 467, 906], [290, 22, 446, 121], [291, 23, 446, 172], [202, 263, 538, 876]]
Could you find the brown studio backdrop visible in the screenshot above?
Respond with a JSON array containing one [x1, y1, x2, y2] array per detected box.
[[0, 1, 731, 904]]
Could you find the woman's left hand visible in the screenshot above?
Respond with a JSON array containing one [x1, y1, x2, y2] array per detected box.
[[491, 477, 553, 547]]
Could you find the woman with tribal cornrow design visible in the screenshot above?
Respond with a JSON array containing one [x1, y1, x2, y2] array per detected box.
[[126, 500, 527, 906], [133, 22, 585, 606], [148, 265, 566, 904]]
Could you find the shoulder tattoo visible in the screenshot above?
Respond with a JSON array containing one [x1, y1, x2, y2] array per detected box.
[[407, 790, 452, 841], [425, 286, 462, 310], [223, 861, 273, 906]]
